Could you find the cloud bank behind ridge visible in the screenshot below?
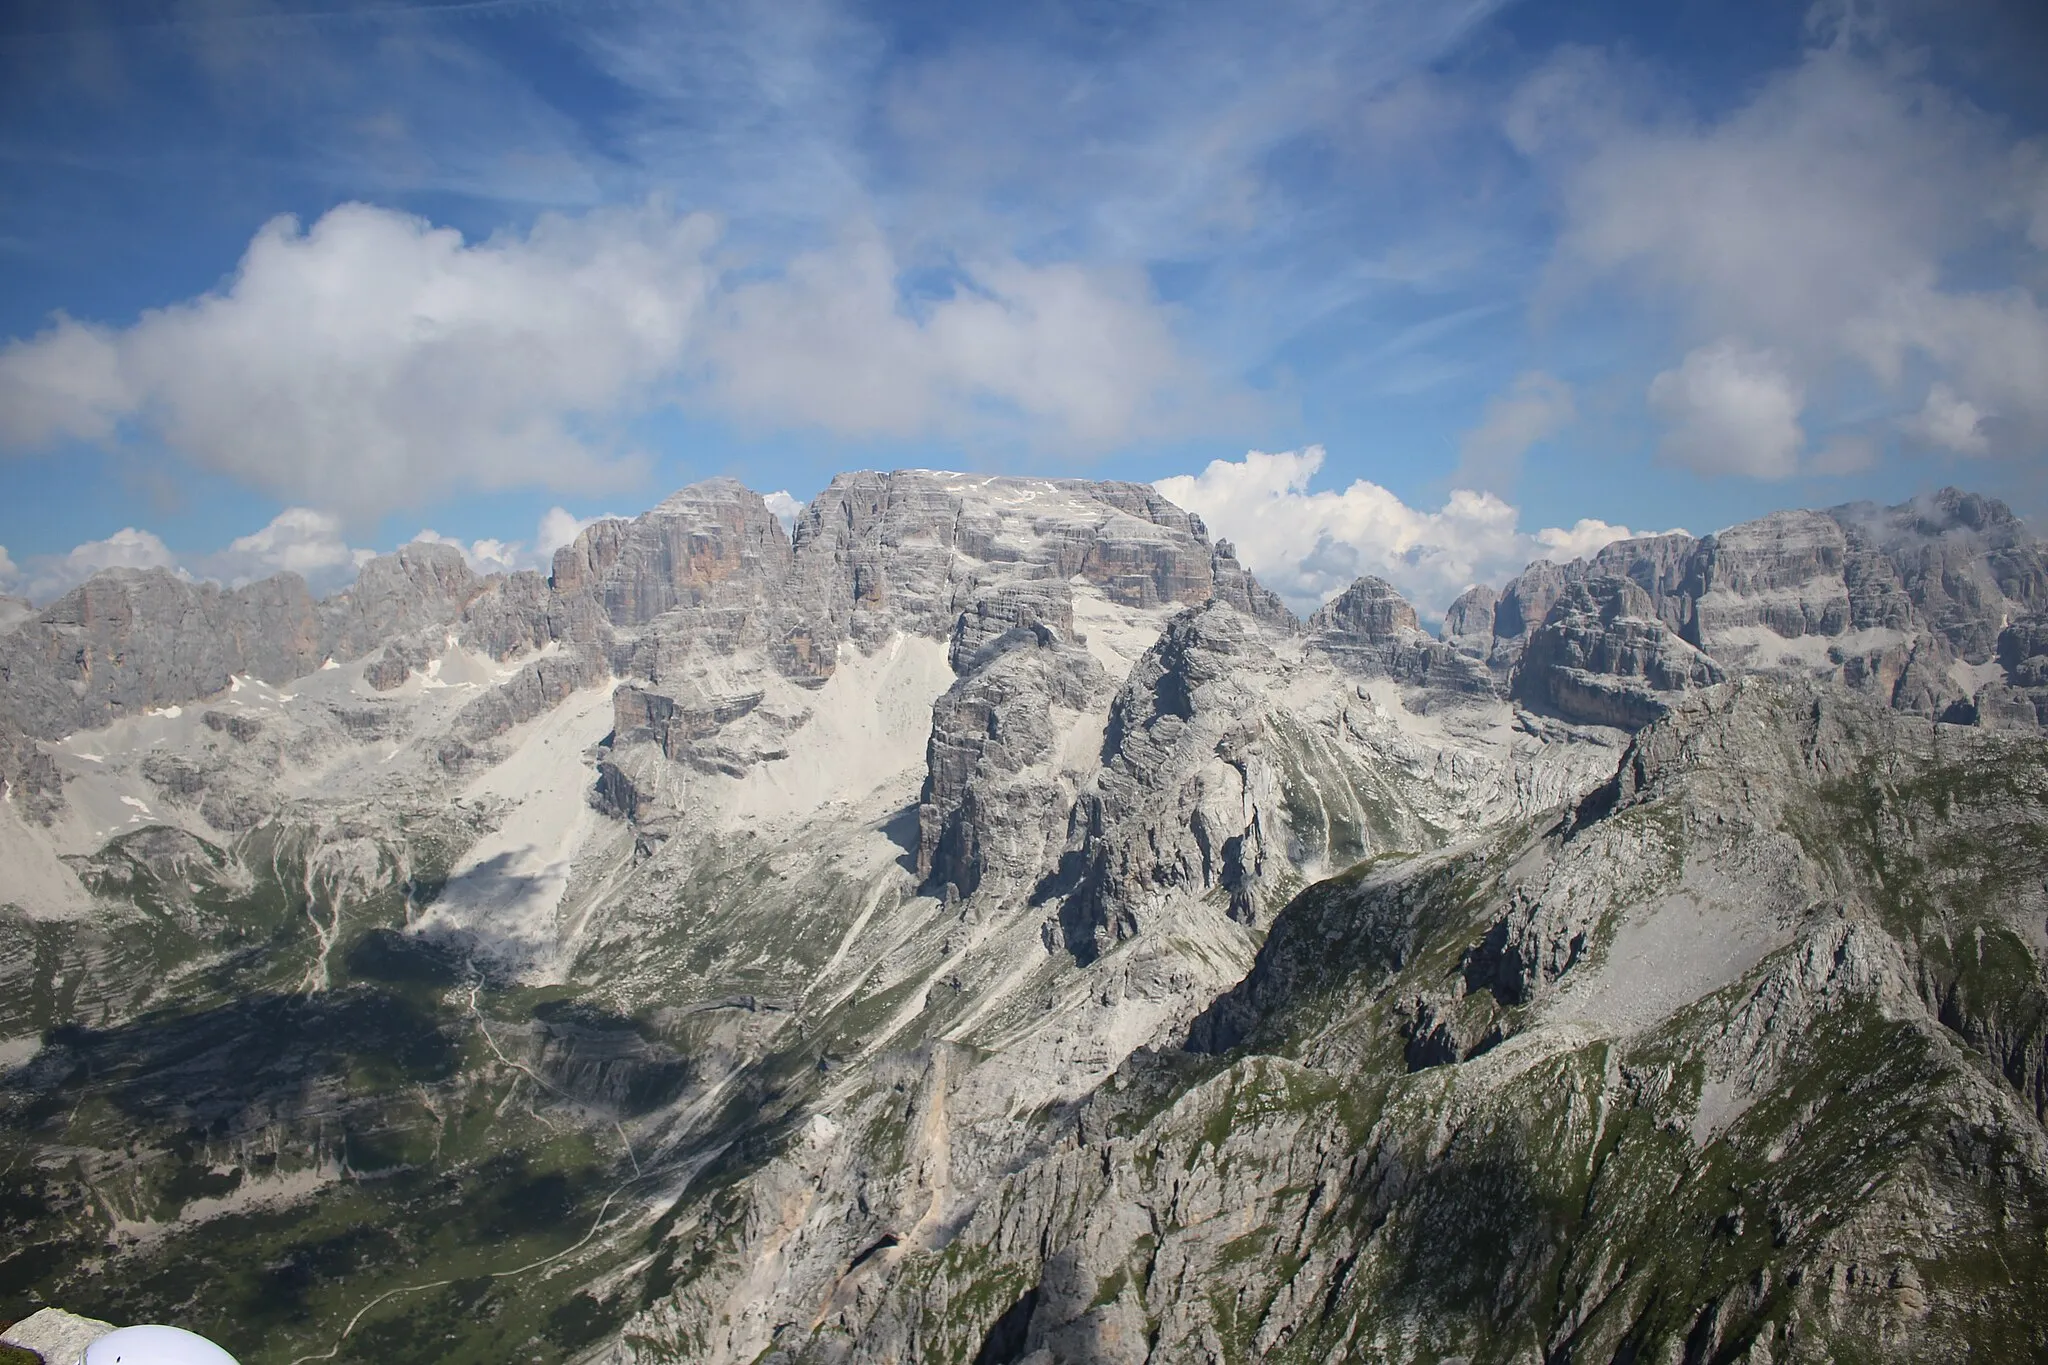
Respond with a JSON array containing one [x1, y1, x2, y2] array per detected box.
[[0, 202, 1227, 524], [1156, 447, 1669, 618]]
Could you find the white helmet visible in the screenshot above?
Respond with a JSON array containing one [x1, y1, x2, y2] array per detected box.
[[81, 1325, 239, 1365]]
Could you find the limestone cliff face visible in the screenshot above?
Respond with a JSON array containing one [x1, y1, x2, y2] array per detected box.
[[790, 474, 1301, 917], [1510, 576, 1726, 729], [1983, 612, 2048, 727], [917, 622, 1104, 902], [1206, 539, 1295, 630], [791, 470, 1235, 645], [1474, 487, 2048, 729], [0, 542, 488, 756], [1684, 509, 1862, 651], [1, 569, 322, 737], [1440, 582, 1496, 658], [809, 682, 2048, 1365], [550, 479, 794, 631], [557, 479, 828, 694], [1492, 530, 1702, 665], [1055, 603, 1284, 955], [320, 541, 485, 661], [1307, 575, 1493, 698], [6, 476, 2048, 1365]]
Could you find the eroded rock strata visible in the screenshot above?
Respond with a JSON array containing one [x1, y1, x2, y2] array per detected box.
[[0, 477, 2043, 1365]]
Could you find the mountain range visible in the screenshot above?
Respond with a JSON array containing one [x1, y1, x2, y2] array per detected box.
[[1, 472, 2044, 1364]]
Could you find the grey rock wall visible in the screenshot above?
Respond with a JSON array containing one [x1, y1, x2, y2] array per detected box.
[[825, 679, 2048, 1365], [1054, 602, 1285, 957], [1467, 487, 2047, 731], [1307, 576, 1494, 698], [1510, 576, 1726, 729], [1440, 582, 1496, 658]]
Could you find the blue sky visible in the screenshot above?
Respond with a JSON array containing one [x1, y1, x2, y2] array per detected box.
[[1, 0, 2044, 613]]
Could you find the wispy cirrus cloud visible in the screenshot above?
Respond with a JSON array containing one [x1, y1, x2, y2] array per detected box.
[[1524, 13, 2048, 474], [1454, 369, 1576, 492], [0, 0, 1519, 534]]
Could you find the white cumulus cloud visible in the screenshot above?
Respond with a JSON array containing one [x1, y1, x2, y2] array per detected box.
[[413, 530, 522, 576], [1532, 30, 2048, 467], [0, 314, 129, 447], [22, 528, 186, 603], [7, 502, 634, 609], [1534, 518, 1669, 563], [0, 204, 1229, 517], [1156, 447, 1661, 618], [705, 226, 1224, 448], [418, 506, 622, 577], [194, 507, 376, 596], [1647, 341, 1806, 479], [0, 200, 715, 520], [536, 507, 606, 559], [1904, 381, 1991, 456], [761, 491, 805, 534]]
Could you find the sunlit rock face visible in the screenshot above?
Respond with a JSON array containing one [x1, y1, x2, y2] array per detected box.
[[1472, 486, 2048, 728], [1, 477, 2046, 1365], [1511, 576, 1726, 729], [1307, 574, 1495, 699]]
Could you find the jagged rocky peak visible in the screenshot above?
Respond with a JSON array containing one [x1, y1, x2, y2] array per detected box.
[[1839, 486, 2047, 661], [1439, 581, 1495, 657], [1465, 486, 2048, 732], [323, 540, 480, 645], [1306, 575, 1495, 698], [974, 677, 2048, 1365], [1491, 531, 1701, 666], [550, 476, 794, 628], [326, 541, 492, 689], [1589, 529, 1702, 629], [792, 469, 1245, 646], [916, 620, 1104, 900], [1511, 573, 1725, 729], [1055, 600, 1280, 953], [589, 471, 1306, 856], [538, 477, 838, 713], [1306, 573, 1419, 641], [453, 567, 564, 661], [1206, 536, 1296, 629]]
